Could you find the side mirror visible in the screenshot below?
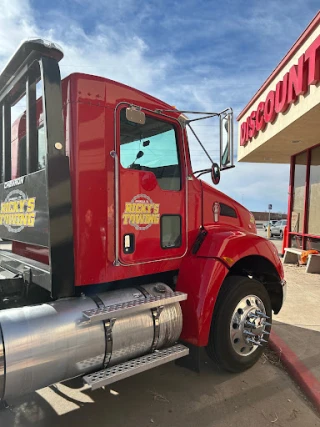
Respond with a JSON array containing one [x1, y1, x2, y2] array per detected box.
[[126, 107, 146, 125], [220, 109, 234, 169], [211, 163, 220, 185]]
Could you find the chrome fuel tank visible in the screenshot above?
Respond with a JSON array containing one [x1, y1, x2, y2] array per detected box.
[[0, 283, 183, 400]]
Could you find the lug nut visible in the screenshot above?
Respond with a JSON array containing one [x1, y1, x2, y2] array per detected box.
[[243, 330, 256, 337], [245, 321, 257, 329], [247, 338, 262, 347], [248, 313, 259, 319], [255, 311, 269, 319], [263, 321, 272, 327]]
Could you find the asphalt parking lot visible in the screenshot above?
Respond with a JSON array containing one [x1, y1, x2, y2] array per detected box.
[[257, 227, 283, 253], [1, 350, 319, 427], [1, 237, 319, 427]]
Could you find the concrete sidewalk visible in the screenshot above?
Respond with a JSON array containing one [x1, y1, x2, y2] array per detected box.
[[270, 263, 320, 412]]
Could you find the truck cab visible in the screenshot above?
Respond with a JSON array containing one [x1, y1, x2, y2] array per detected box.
[[0, 39, 286, 403]]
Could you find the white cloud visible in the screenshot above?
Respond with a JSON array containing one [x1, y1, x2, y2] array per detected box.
[[0, 0, 315, 212]]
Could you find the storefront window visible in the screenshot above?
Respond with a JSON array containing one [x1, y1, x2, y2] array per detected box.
[[306, 237, 320, 251], [307, 146, 320, 236], [291, 234, 303, 249], [291, 152, 307, 233]]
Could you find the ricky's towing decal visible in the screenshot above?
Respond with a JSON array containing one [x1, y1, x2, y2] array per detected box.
[[122, 194, 160, 231], [0, 170, 49, 246], [0, 189, 36, 233]]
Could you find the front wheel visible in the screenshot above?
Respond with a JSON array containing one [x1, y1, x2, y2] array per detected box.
[[206, 275, 272, 373]]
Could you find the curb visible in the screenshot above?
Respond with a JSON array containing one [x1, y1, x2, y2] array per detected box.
[[269, 331, 320, 413]]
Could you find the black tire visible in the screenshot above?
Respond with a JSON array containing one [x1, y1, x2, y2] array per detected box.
[[270, 233, 273, 238], [206, 275, 272, 373], [280, 231, 283, 239]]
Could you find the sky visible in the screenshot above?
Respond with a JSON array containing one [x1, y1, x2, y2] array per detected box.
[[0, 0, 319, 212]]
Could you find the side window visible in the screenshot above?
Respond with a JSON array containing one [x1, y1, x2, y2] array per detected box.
[[120, 109, 181, 191], [161, 215, 181, 249], [18, 126, 46, 176]]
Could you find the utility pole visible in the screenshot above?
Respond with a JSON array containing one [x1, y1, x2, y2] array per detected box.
[[267, 204, 272, 239]]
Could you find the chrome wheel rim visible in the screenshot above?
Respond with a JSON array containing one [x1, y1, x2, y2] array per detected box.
[[230, 294, 271, 357]]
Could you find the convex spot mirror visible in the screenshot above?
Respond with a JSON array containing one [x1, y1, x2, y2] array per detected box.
[[211, 163, 220, 185], [126, 107, 146, 125]]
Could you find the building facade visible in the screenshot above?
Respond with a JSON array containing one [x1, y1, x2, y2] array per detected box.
[[237, 12, 320, 251]]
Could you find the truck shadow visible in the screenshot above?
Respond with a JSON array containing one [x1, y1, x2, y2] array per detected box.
[[2, 334, 318, 427]]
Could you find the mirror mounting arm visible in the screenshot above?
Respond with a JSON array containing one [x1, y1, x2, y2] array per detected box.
[[187, 123, 213, 165]]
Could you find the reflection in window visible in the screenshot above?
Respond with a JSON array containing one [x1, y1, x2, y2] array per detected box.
[[161, 215, 181, 249], [120, 109, 181, 191], [37, 126, 46, 170], [291, 234, 303, 249], [292, 152, 306, 233], [306, 237, 320, 251], [307, 146, 320, 236], [18, 126, 47, 176]]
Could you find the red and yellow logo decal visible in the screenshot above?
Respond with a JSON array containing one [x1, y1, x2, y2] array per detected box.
[[0, 189, 36, 233], [122, 194, 160, 231]]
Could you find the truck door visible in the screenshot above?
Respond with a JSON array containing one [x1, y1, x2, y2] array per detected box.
[[116, 106, 187, 265]]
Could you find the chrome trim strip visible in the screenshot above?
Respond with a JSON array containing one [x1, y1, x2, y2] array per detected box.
[[110, 150, 120, 266]]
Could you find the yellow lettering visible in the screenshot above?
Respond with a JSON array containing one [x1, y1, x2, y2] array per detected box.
[[122, 200, 160, 228], [134, 214, 142, 223], [20, 214, 28, 226], [27, 198, 35, 213], [131, 204, 138, 213], [122, 213, 130, 225], [124, 203, 133, 213], [129, 214, 136, 223], [27, 213, 35, 227]]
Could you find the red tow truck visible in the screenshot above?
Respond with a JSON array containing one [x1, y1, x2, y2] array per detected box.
[[0, 39, 285, 402]]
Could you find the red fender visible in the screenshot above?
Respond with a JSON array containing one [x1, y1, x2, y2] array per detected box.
[[176, 227, 284, 347]]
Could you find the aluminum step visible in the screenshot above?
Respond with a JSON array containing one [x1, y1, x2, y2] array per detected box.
[[83, 344, 189, 390], [82, 291, 187, 323]]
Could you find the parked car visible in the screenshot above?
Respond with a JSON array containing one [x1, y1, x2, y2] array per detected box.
[[263, 220, 278, 231], [270, 220, 287, 238]]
